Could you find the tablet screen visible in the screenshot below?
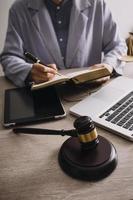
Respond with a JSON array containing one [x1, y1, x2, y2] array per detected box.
[[4, 86, 66, 127]]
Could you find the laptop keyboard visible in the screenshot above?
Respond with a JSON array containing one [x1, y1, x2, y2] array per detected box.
[[99, 91, 133, 131]]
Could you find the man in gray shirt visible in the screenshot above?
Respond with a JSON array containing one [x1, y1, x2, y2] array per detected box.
[[0, 0, 127, 86]]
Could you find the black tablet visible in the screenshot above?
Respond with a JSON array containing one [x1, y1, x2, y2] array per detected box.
[[3, 86, 66, 127]]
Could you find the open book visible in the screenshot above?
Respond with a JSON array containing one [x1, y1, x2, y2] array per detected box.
[[31, 66, 111, 90]]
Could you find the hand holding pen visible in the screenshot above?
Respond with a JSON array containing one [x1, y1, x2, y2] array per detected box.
[[24, 52, 62, 84]]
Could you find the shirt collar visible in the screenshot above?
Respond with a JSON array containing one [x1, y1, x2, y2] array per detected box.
[[46, 0, 69, 6], [27, 0, 92, 11]]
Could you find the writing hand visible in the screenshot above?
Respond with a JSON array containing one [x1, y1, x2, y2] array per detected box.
[[31, 63, 58, 83]]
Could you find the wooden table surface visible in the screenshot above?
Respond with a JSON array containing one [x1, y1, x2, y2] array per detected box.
[[0, 64, 133, 200]]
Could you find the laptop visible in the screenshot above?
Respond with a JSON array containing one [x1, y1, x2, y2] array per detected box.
[[4, 86, 66, 127], [70, 76, 133, 141]]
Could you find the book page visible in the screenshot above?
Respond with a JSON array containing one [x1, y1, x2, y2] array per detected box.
[[31, 74, 68, 90], [66, 69, 91, 79]]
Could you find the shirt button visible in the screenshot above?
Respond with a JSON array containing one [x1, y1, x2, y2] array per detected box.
[[58, 20, 62, 24], [59, 38, 63, 42], [57, 6, 60, 10]]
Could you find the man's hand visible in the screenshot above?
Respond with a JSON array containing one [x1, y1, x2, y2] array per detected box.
[[90, 63, 113, 84], [31, 63, 58, 83]]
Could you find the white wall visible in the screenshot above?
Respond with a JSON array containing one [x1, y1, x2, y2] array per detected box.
[[107, 0, 133, 38]]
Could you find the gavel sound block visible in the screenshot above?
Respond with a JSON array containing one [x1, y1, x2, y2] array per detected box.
[[13, 116, 118, 181]]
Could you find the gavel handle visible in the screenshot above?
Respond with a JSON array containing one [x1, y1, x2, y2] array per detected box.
[[13, 127, 77, 137]]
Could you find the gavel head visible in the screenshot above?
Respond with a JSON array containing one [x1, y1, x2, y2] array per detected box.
[[74, 116, 99, 150]]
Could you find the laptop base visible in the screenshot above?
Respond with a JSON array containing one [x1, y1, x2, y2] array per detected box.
[[58, 136, 118, 181]]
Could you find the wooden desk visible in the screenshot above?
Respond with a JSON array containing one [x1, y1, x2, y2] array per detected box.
[[0, 66, 133, 200]]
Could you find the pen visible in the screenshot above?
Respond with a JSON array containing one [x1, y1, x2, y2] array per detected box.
[[24, 52, 62, 76]]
